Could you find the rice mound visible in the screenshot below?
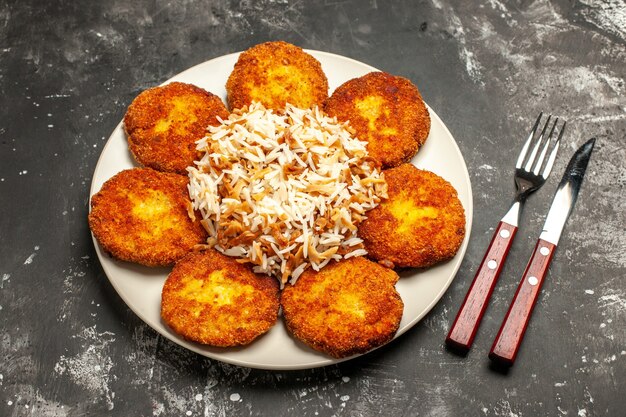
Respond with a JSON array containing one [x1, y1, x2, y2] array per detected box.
[[188, 102, 387, 285]]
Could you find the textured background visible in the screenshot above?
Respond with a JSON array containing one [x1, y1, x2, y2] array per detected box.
[[1, 0, 624, 416]]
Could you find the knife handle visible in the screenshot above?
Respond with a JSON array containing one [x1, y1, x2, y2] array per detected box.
[[446, 221, 517, 353], [489, 238, 556, 367]]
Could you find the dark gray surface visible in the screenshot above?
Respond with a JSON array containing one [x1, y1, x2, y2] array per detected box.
[[1, 1, 624, 416]]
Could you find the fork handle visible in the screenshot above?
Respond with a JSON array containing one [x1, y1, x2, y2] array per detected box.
[[489, 239, 556, 367], [446, 221, 517, 353]]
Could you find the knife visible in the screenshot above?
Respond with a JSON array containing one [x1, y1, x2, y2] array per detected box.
[[488, 138, 596, 367]]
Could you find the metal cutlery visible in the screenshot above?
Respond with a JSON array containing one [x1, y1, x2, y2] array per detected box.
[[446, 113, 565, 353], [489, 138, 596, 367]]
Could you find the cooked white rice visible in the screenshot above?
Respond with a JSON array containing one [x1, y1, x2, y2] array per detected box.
[[188, 102, 387, 286]]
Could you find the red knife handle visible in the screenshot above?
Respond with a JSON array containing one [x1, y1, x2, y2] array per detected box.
[[446, 221, 517, 353], [489, 239, 556, 367]]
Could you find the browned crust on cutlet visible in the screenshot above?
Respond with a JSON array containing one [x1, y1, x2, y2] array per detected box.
[[88, 168, 207, 267], [124, 82, 229, 174], [325, 71, 430, 168], [281, 257, 403, 358], [161, 249, 280, 346], [226, 41, 329, 111], [358, 164, 465, 268]]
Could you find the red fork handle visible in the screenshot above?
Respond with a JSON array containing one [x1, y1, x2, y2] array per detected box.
[[446, 221, 517, 353], [489, 239, 556, 367]]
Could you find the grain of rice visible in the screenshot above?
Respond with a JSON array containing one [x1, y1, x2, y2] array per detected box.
[[188, 102, 387, 286]]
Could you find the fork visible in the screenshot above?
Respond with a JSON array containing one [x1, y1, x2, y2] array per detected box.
[[446, 113, 565, 354]]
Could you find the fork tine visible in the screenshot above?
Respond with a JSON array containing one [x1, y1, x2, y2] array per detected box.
[[524, 114, 552, 171], [541, 121, 565, 178], [532, 117, 559, 175], [516, 112, 544, 169]]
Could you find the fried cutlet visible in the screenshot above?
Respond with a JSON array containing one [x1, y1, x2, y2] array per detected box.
[[358, 163, 465, 269], [325, 72, 430, 168], [124, 82, 229, 174], [161, 249, 280, 346], [88, 167, 207, 267], [281, 257, 403, 358], [226, 41, 328, 111]]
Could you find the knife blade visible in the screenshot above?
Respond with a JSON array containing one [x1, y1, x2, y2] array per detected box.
[[488, 138, 596, 367]]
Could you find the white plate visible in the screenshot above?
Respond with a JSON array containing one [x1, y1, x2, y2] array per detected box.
[[90, 50, 473, 370]]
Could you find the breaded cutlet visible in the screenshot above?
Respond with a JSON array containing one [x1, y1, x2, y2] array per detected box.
[[124, 82, 229, 174], [161, 249, 280, 347], [325, 71, 430, 168], [88, 167, 207, 267], [226, 41, 328, 111], [281, 257, 403, 358], [358, 163, 465, 269]]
